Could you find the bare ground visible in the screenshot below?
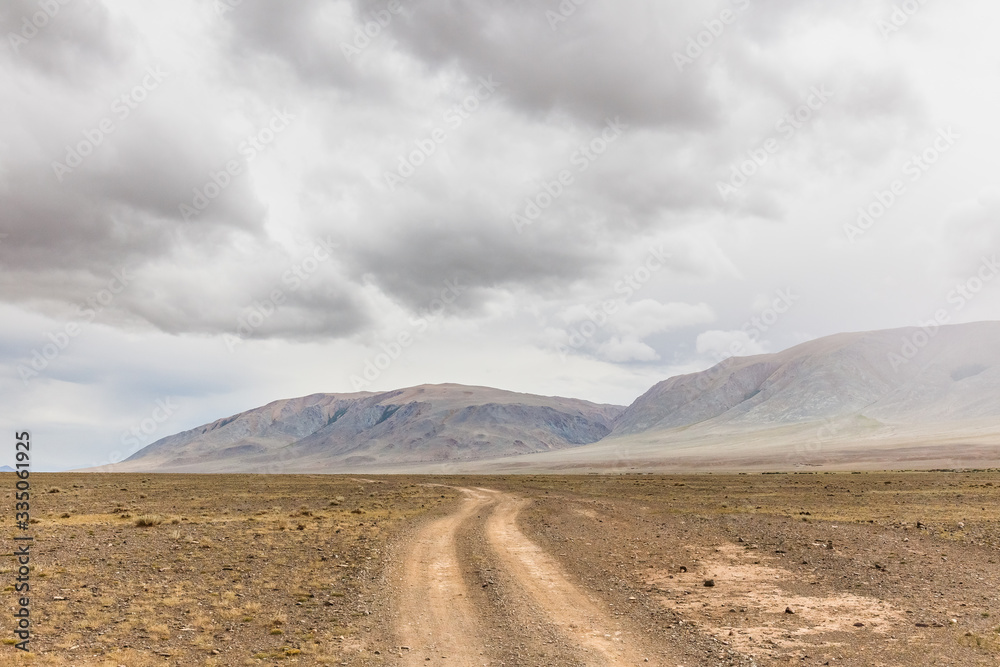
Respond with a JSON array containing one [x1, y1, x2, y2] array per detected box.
[[2, 471, 1000, 665], [379, 472, 1000, 666]]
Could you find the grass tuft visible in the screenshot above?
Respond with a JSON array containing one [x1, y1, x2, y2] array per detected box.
[[134, 514, 164, 527]]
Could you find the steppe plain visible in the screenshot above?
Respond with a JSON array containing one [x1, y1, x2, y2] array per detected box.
[[1, 471, 999, 666]]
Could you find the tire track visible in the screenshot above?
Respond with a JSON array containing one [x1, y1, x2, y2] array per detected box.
[[394, 488, 494, 665], [393, 487, 660, 665], [485, 492, 656, 666]]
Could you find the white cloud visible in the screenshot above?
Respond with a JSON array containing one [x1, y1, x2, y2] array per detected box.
[[696, 329, 768, 360]]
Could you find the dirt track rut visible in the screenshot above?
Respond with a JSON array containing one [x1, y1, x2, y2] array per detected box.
[[392, 487, 661, 666], [395, 488, 492, 666]]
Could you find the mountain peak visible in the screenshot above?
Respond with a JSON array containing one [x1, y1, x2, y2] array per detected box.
[[101, 321, 1000, 473]]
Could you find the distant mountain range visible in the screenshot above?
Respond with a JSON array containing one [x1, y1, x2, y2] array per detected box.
[[107, 321, 1000, 473], [111, 384, 622, 473]]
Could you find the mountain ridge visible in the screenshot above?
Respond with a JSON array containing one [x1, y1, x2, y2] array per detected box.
[[104, 322, 1000, 473], [112, 383, 624, 473]]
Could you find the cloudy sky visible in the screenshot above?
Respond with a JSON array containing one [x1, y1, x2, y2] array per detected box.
[[2, 0, 999, 470]]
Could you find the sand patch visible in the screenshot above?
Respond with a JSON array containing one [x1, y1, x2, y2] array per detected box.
[[648, 543, 903, 653], [572, 506, 599, 520]]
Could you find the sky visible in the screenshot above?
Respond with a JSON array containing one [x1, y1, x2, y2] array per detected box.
[[2, 0, 999, 470]]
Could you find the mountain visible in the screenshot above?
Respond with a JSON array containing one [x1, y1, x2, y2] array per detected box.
[[0, 465, 14, 472], [615, 322, 1000, 434], [104, 321, 1000, 474], [110, 384, 624, 473], [454, 321, 1000, 472]]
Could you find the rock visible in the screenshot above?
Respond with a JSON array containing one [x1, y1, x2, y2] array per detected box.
[[703, 579, 715, 587], [854, 622, 865, 627], [785, 607, 794, 614], [679, 566, 687, 573]]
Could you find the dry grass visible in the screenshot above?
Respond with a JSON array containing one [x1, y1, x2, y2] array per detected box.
[[0, 473, 457, 664], [133, 513, 163, 527], [4, 470, 998, 665]]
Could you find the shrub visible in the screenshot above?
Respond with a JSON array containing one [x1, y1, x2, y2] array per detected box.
[[134, 514, 164, 527]]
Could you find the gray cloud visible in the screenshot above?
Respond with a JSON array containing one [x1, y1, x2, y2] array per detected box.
[[377, 0, 721, 128], [0, 0, 930, 344], [1, 0, 131, 83], [3, 0, 998, 472], [223, 0, 367, 91]]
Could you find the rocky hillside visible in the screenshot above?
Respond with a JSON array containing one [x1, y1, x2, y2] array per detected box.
[[613, 321, 1000, 436], [453, 321, 1000, 473], [108, 322, 1000, 474], [113, 384, 624, 472]]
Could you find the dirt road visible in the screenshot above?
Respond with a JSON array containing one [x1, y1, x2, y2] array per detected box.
[[394, 488, 493, 666], [391, 487, 662, 666]]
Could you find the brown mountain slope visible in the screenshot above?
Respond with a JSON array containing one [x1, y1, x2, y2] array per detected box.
[[109, 384, 624, 473]]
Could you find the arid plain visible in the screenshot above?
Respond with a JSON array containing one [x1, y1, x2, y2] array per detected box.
[[2, 471, 999, 666]]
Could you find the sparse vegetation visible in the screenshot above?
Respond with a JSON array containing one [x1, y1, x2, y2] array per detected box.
[[133, 514, 164, 527], [3, 471, 999, 664], [0, 473, 453, 664]]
